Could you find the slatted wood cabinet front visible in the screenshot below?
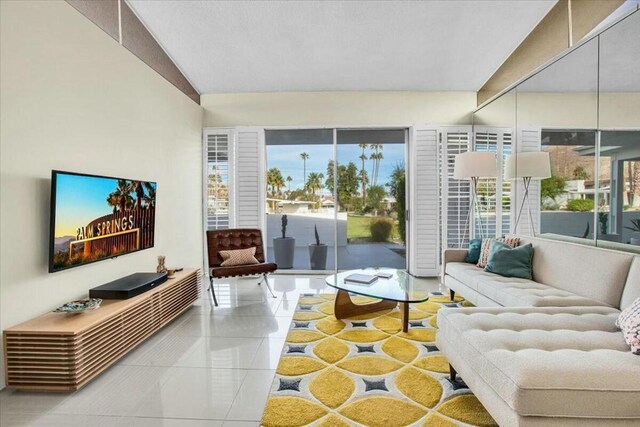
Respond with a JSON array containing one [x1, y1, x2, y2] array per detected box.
[[3, 269, 201, 392]]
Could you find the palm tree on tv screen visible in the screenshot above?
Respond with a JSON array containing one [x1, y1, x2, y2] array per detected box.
[[108, 179, 134, 212], [134, 181, 145, 209], [143, 182, 156, 208], [106, 193, 120, 214]]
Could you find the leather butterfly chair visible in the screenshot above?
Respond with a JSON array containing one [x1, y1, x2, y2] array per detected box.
[[206, 229, 277, 306]]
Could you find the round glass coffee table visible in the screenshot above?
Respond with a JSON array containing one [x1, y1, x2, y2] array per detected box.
[[325, 268, 432, 332]]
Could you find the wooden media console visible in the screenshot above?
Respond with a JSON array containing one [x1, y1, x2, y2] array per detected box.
[[3, 268, 201, 392]]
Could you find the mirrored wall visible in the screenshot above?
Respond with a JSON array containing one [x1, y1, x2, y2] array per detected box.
[[473, 8, 640, 253]]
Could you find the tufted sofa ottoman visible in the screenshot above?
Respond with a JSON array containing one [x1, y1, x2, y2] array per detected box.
[[436, 306, 640, 426]]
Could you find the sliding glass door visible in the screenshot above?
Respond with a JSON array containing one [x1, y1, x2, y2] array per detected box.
[[336, 130, 406, 270], [264, 128, 407, 272], [265, 129, 336, 270]]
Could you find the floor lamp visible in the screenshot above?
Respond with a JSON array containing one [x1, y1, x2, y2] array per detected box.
[[453, 151, 498, 247], [504, 152, 551, 236]]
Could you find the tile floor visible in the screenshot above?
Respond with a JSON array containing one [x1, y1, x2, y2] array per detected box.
[[0, 274, 441, 426]]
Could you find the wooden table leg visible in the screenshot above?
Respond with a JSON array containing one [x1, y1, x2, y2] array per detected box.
[[401, 302, 409, 333], [334, 289, 397, 319]]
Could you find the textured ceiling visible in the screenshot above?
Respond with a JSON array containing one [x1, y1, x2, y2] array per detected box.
[[127, 0, 555, 94]]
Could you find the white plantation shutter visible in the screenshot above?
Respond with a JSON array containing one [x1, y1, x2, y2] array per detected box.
[[408, 126, 440, 277], [440, 127, 472, 249], [514, 128, 542, 236], [204, 129, 232, 230], [502, 132, 513, 236], [473, 127, 513, 238], [234, 127, 265, 230]]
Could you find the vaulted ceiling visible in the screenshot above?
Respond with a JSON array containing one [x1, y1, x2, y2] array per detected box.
[[127, 0, 555, 94]]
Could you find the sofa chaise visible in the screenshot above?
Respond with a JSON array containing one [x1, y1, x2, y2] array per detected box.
[[437, 235, 640, 426]]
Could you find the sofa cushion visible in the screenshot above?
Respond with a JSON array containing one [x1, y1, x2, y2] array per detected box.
[[484, 242, 533, 280], [446, 262, 503, 291], [464, 238, 482, 264], [437, 306, 640, 419], [446, 262, 607, 307], [513, 235, 635, 308]]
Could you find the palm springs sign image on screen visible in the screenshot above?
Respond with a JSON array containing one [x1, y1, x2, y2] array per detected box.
[[50, 171, 157, 272]]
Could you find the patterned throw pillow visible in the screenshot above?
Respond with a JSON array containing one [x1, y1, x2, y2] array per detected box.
[[477, 237, 520, 268], [220, 247, 259, 267], [616, 297, 640, 355]]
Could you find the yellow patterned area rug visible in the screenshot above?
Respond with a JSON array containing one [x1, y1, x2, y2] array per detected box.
[[261, 293, 497, 427]]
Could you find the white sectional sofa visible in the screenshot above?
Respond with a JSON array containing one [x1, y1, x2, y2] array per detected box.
[[437, 235, 640, 426]]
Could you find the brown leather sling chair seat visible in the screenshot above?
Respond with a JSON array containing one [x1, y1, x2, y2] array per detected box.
[[206, 229, 277, 306]]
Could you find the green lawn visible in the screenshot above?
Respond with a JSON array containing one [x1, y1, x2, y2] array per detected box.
[[347, 215, 372, 239], [347, 214, 401, 242]]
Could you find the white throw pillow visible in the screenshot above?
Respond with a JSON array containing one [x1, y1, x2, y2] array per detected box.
[[616, 297, 640, 355]]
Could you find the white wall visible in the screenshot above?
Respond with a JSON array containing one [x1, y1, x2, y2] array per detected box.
[[201, 91, 476, 127], [0, 1, 203, 387]]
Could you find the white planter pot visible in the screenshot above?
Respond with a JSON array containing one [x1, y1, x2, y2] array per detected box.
[[308, 244, 328, 270], [273, 237, 295, 269]]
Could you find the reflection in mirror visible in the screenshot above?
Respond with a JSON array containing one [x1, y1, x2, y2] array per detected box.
[[515, 36, 598, 240], [472, 90, 516, 241], [596, 11, 640, 252], [597, 131, 640, 247]]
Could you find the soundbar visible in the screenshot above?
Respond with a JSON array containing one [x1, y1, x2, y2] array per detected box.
[[89, 272, 168, 299]]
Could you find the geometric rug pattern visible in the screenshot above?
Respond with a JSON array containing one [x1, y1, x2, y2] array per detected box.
[[261, 292, 497, 427]]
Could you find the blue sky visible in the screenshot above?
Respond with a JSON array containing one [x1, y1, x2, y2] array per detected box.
[[267, 143, 405, 194]]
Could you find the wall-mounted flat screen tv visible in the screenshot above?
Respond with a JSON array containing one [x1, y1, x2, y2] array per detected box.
[[49, 170, 157, 273]]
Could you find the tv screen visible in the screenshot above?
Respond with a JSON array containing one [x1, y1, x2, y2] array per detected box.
[[49, 170, 157, 273]]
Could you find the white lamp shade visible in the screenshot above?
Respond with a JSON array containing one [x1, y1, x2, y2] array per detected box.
[[453, 151, 498, 179], [504, 152, 551, 180]]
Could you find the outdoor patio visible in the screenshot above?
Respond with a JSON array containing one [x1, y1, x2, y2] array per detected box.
[[266, 242, 406, 271]]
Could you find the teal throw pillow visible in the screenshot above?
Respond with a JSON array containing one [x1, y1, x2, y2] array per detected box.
[[465, 239, 482, 264], [484, 241, 534, 280]]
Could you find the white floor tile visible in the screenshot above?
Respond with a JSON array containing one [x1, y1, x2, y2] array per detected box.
[[0, 413, 133, 427], [206, 298, 282, 317], [176, 337, 262, 369], [249, 338, 286, 370], [225, 370, 275, 421], [170, 314, 293, 339], [52, 365, 173, 416], [118, 335, 202, 367], [0, 389, 68, 415], [222, 422, 260, 427], [132, 367, 247, 420], [130, 417, 223, 426]]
